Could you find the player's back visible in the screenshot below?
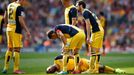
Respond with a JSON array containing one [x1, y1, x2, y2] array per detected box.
[[7, 2, 23, 34], [55, 24, 83, 38], [83, 9, 104, 33], [64, 5, 77, 25], [54, 56, 75, 71], [79, 58, 90, 72]]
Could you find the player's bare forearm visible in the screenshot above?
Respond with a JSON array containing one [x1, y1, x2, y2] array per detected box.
[[85, 19, 91, 40], [19, 16, 31, 39], [19, 16, 30, 33], [56, 30, 67, 45], [4, 11, 8, 26], [72, 18, 77, 26]]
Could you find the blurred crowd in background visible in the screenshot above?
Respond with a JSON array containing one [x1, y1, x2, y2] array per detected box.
[[0, 0, 134, 53]]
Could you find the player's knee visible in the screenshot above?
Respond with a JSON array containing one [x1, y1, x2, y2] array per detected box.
[[73, 52, 78, 55], [14, 47, 21, 53], [8, 48, 13, 51], [73, 49, 79, 55]]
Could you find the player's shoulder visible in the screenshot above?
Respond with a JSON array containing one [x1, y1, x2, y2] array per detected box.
[[83, 9, 91, 14], [70, 5, 77, 11], [16, 6, 24, 12], [54, 55, 63, 60]]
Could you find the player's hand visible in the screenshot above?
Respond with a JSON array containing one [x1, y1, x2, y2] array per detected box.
[[86, 38, 91, 44], [26, 31, 31, 39]]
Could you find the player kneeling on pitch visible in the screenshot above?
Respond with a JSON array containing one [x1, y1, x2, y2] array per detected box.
[[46, 55, 126, 74], [47, 24, 85, 74]]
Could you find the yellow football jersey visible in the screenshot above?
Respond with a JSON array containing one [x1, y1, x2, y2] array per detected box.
[[0, 15, 3, 43], [100, 16, 106, 28], [0, 15, 3, 33], [54, 58, 90, 72], [78, 58, 90, 72], [54, 58, 75, 71], [0, 15, 3, 26], [64, 5, 77, 25], [7, 2, 20, 31], [7, 2, 24, 34]]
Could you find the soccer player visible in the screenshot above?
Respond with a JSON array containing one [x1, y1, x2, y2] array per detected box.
[[0, 9, 4, 52], [61, 0, 77, 25], [2, 0, 31, 74], [76, 0, 104, 73], [47, 24, 85, 74], [46, 55, 125, 74], [99, 11, 107, 56]]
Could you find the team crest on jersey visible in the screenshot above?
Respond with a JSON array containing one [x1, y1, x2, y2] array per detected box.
[[21, 11, 25, 17]]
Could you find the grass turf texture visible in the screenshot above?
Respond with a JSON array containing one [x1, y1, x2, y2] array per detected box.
[[0, 52, 134, 75]]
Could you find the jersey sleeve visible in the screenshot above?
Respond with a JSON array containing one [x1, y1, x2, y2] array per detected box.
[[16, 6, 25, 17], [83, 11, 91, 20], [70, 7, 77, 18]]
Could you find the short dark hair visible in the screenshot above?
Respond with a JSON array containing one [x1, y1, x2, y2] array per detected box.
[[77, 0, 86, 8], [47, 30, 55, 39], [46, 65, 58, 74], [100, 11, 104, 16]]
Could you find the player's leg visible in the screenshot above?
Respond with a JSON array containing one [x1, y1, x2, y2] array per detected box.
[[89, 31, 104, 73], [2, 31, 13, 73], [63, 51, 69, 72], [13, 33, 24, 74], [73, 48, 80, 71], [71, 32, 85, 74], [99, 65, 125, 74], [88, 47, 100, 73], [13, 47, 21, 72], [85, 43, 90, 56], [58, 50, 69, 74], [103, 65, 115, 73]]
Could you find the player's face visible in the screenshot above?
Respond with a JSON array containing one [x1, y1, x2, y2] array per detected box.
[[76, 3, 80, 12], [50, 33, 58, 39], [20, 0, 25, 5]]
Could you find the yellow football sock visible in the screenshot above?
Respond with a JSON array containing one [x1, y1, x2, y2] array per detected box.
[[104, 66, 115, 73], [89, 55, 96, 70], [74, 54, 79, 71], [3, 50, 12, 70], [63, 54, 68, 72], [94, 54, 100, 70], [13, 51, 20, 71]]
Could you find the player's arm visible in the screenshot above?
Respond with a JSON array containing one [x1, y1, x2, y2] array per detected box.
[[4, 10, 7, 26], [17, 6, 31, 38], [83, 11, 91, 44], [56, 30, 67, 45], [70, 8, 77, 26]]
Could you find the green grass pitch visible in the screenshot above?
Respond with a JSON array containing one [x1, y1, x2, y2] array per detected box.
[[0, 52, 134, 75]]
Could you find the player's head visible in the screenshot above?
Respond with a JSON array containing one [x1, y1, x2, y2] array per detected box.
[[16, 0, 25, 5], [47, 29, 58, 39], [99, 11, 104, 16], [61, 0, 72, 7], [46, 65, 58, 74], [76, 0, 86, 12]]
